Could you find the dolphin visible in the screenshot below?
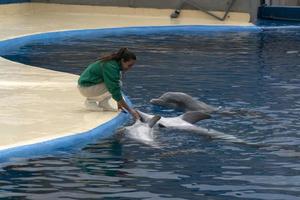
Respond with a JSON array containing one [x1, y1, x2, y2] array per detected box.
[[150, 92, 219, 114], [138, 110, 211, 128], [121, 115, 161, 145], [137, 110, 248, 144], [150, 92, 261, 117]]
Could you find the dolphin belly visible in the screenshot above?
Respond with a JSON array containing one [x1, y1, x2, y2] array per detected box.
[[158, 117, 194, 128], [187, 126, 246, 144]]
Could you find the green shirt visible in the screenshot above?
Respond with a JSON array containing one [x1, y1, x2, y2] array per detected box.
[[78, 60, 122, 102]]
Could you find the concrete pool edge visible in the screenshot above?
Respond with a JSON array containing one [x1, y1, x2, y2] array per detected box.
[[0, 110, 130, 162]]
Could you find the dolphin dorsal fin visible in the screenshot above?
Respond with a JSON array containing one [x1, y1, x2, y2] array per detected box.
[[180, 111, 211, 124], [147, 115, 161, 128]]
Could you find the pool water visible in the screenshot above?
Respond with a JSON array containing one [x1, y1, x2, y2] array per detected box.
[[1, 26, 300, 199]]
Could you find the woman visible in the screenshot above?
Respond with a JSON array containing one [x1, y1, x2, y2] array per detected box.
[[78, 48, 140, 120]]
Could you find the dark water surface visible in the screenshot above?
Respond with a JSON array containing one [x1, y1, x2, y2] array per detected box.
[[1, 26, 300, 199]]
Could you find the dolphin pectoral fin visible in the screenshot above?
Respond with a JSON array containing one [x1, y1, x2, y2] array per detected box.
[[180, 111, 211, 124], [147, 115, 161, 128]]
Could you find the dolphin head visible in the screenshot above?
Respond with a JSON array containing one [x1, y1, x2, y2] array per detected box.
[[137, 110, 160, 124], [125, 113, 161, 145]]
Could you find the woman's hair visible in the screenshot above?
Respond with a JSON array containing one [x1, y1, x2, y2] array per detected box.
[[99, 48, 136, 62]]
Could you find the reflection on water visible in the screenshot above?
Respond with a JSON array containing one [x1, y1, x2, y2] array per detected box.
[[1, 26, 300, 199]]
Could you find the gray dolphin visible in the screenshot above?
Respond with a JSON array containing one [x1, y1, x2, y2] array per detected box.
[[150, 92, 219, 114], [150, 92, 260, 116], [138, 110, 211, 128], [137, 110, 247, 144]]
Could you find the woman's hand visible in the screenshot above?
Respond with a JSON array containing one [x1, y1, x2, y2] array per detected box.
[[117, 101, 124, 111], [117, 99, 140, 121]]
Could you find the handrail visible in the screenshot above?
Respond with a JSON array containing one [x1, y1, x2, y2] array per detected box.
[[171, 0, 237, 21]]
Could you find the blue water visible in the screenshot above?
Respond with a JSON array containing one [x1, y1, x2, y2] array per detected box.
[[1, 26, 300, 199]]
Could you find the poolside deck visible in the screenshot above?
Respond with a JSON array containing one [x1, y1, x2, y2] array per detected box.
[[0, 3, 252, 153]]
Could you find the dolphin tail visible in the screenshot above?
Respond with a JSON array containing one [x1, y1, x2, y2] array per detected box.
[[147, 115, 161, 128], [180, 111, 211, 124]]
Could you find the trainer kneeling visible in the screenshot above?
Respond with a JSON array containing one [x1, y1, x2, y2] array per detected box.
[[77, 48, 140, 120]]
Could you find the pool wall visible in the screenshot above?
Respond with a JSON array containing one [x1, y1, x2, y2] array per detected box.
[[0, 0, 260, 23], [30, 0, 261, 22], [30, 0, 256, 12]]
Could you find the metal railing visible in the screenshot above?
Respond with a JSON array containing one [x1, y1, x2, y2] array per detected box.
[[170, 0, 237, 21]]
